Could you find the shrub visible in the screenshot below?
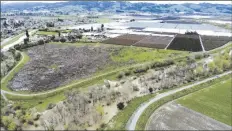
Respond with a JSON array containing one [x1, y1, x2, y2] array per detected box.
[[133, 85, 139, 91], [37, 39, 45, 45], [47, 103, 55, 110], [133, 66, 148, 74], [117, 72, 124, 79], [124, 70, 131, 76], [100, 123, 107, 128], [7, 121, 17, 130], [117, 102, 125, 110], [149, 88, 153, 93], [60, 37, 66, 43], [194, 53, 203, 60], [28, 120, 34, 125]]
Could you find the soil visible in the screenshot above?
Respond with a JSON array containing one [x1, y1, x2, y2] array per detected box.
[[103, 34, 172, 49], [135, 36, 172, 49], [9, 44, 113, 91]]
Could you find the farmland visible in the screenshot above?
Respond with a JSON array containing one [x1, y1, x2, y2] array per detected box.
[[103, 34, 147, 46], [134, 35, 173, 49], [201, 35, 231, 51], [177, 78, 232, 126], [167, 34, 202, 51], [103, 34, 173, 49]]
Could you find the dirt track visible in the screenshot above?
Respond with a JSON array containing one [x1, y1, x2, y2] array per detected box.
[[146, 102, 232, 130]]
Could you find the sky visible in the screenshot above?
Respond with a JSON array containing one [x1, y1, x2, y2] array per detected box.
[[1, 1, 231, 5]]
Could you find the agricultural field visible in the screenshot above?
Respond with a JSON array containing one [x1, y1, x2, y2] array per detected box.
[[201, 35, 231, 51], [177, 78, 232, 126], [103, 34, 173, 49], [134, 35, 173, 49], [103, 34, 147, 46], [8, 42, 187, 92], [146, 102, 231, 130], [167, 34, 202, 51]]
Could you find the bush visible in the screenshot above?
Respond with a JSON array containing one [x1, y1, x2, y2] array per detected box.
[[100, 123, 107, 128], [195, 53, 203, 59], [47, 103, 55, 110], [149, 88, 153, 93], [37, 39, 45, 45], [117, 72, 124, 79], [60, 37, 66, 43], [133, 85, 139, 91], [28, 120, 34, 125], [124, 70, 131, 76], [117, 102, 125, 110], [133, 66, 149, 74]]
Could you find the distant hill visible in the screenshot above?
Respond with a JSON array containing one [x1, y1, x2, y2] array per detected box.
[[1, 1, 231, 15]]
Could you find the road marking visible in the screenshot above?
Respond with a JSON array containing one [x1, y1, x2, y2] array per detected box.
[[199, 35, 206, 52]]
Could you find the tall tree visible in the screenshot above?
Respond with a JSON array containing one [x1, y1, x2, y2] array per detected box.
[[26, 30, 29, 38]]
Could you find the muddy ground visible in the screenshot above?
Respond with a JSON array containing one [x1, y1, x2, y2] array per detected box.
[[9, 44, 117, 91], [146, 101, 231, 130]]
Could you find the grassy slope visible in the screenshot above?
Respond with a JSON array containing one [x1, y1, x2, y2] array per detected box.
[[177, 78, 232, 126]]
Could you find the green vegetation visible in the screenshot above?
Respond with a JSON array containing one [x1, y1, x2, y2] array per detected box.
[[111, 47, 187, 63], [1, 52, 30, 92], [36, 31, 58, 35], [178, 78, 232, 126], [135, 74, 231, 130], [96, 18, 111, 23]]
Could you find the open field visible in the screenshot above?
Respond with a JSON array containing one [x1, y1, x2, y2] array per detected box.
[[103, 34, 173, 49], [134, 35, 172, 48], [201, 35, 231, 51], [146, 101, 231, 130], [177, 78, 232, 126], [36, 31, 58, 35], [167, 34, 202, 51], [103, 34, 147, 46], [7, 43, 187, 92]]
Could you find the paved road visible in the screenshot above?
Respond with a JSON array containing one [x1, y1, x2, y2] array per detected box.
[[126, 71, 232, 130], [146, 102, 232, 130], [1, 30, 37, 52]]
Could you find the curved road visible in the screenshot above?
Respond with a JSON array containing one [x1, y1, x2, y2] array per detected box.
[[126, 71, 232, 130]]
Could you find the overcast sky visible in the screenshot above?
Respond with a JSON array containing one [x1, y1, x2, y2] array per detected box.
[[1, 1, 231, 5]]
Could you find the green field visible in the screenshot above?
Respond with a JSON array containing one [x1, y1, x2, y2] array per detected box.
[[96, 18, 111, 23], [178, 78, 232, 126], [36, 31, 58, 35]]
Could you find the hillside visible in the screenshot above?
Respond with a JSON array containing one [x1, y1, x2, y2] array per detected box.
[[1, 1, 231, 15]]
